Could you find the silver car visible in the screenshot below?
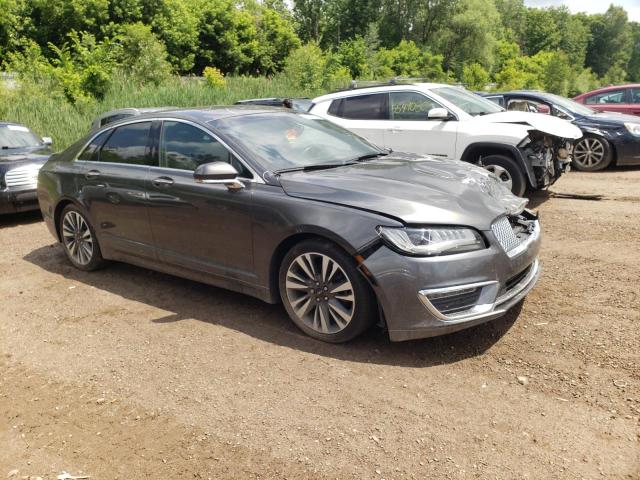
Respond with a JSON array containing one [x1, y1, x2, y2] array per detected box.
[[38, 107, 540, 343]]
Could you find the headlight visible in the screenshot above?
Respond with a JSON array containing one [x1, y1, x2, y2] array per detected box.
[[377, 226, 485, 256], [624, 123, 640, 136]]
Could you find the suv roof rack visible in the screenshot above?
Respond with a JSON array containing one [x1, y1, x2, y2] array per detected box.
[[331, 77, 427, 93]]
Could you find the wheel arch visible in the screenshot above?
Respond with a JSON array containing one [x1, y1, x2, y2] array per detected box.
[[53, 197, 87, 242], [460, 142, 537, 187], [267, 228, 363, 304], [575, 131, 617, 165]]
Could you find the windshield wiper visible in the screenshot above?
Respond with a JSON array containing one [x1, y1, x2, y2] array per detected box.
[[274, 162, 358, 174], [353, 152, 389, 162]]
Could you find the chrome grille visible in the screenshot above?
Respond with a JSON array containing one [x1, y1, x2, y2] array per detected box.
[[4, 164, 40, 189], [491, 216, 521, 253]]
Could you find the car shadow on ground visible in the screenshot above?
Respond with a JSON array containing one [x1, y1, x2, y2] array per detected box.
[[0, 210, 42, 228], [24, 244, 522, 368]]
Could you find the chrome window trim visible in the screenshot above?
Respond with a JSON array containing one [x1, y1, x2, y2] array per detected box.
[[72, 117, 264, 184]]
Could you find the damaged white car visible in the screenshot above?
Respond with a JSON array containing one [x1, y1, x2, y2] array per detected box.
[[309, 83, 583, 196]]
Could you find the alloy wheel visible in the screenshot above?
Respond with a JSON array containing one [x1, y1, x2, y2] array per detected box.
[[62, 210, 94, 266], [574, 137, 605, 169], [484, 164, 513, 191], [284, 252, 356, 335]]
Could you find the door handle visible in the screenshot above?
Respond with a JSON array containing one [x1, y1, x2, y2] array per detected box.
[[85, 169, 101, 179], [152, 176, 174, 187]]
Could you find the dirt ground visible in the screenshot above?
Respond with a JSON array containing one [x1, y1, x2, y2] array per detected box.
[[1, 169, 639, 479]]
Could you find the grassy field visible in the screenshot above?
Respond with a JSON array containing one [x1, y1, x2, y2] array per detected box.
[[0, 75, 320, 150]]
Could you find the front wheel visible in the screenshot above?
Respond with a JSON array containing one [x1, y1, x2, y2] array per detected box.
[[279, 239, 377, 343], [59, 205, 105, 271], [482, 154, 527, 197], [572, 135, 612, 171]]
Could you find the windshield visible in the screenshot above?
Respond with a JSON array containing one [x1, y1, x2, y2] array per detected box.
[[213, 113, 382, 172], [543, 93, 595, 116], [0, 124, 42, 150], [432, 87, 504, 116]]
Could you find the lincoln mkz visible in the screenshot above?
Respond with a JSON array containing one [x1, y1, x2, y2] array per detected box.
[[38, 107, 541, 342]]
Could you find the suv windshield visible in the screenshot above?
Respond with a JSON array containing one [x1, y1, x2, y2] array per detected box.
[[213, 113, 382, 172], [0, 124, 42, 150], [432, 87, 504, 116]]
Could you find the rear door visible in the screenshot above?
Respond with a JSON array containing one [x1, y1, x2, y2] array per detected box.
[[324, 93, 388, 148], [79, 121, 156, 259]]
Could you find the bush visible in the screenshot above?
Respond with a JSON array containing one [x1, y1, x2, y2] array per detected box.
[[462, 63, 490, 90], [203, 66, 226, 88], [115, 22, 172, 85], [283, 43, 326, 90]]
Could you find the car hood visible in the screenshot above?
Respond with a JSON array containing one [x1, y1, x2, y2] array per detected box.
[[278, 154, 528, 230], [472, 111, 582, 139], [0, 147, 51, 164], [581, 111, 640, 126]]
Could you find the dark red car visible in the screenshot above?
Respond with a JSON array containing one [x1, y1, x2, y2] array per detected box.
[[573, 84, 640, 116]]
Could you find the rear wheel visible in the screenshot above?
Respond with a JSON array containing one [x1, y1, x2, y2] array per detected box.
[[482, 154, 527, 197], [279, 239, 376, 343], [59, 205, 105, 271], [572, 135, 612, 171]]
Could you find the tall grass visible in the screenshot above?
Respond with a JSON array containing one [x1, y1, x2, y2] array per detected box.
[[0, 74, 325, 149]]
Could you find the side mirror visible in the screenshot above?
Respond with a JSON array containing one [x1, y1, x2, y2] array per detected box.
[[42, 137, 53, 146], [193, 161, 244, 190], [427, 108, 450, 120]]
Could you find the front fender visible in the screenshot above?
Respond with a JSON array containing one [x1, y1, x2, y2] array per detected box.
[[460, 142, 537, 188]]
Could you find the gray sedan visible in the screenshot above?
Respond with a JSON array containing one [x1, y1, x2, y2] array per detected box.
[[37, 107, 541, 342]]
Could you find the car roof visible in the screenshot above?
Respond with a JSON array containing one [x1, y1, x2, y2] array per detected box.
[[95, 105, 291, 127], [313, 82, 449, 102], [0, 121, 27, 127], [576, 84, 640, 97]]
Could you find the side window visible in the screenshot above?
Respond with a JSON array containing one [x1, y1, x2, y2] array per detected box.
[[328, 99, 342, 116], [585, 90, 626, 105], [390, 92, 441, 120], [340, 94, 388, 120], [77, 130, 111, 161], [160, 121, 252, 178], [484, 96, 505, 107], [99, 122, 153, 165], [630, 87, 640, 103]]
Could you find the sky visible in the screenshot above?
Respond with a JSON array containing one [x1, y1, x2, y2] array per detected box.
[[523, 0, 640, 22]]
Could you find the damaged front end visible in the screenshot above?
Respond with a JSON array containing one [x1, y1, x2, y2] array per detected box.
[[518, 130, 575, 189]]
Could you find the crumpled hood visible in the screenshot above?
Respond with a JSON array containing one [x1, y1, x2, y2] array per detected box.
[[472, 111, 582, 139], [278, 154, 527, 230]]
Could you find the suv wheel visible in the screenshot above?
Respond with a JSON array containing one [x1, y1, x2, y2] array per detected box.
[[279, 239, 376, 343], [573, 135, 612, 171], [482, 155, 527, 197], [59, 205, 105, 271]]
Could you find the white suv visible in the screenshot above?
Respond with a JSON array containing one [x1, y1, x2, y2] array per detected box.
[[310, 83, 582, 196]]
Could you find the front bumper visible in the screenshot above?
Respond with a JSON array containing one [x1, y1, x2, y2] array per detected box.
[[363, 222, 542, 342], [0, 187, 40, 214]]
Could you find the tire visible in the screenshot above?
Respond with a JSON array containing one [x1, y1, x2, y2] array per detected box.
[[279, 239, 377, 343], [572, 135, 612, 172], [59, 204, 106, 271], [482, 154, 527, 197]]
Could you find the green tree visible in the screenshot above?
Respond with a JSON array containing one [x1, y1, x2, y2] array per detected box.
[[283, 42, 326, 89], [336, 36, 369, 77], [585, 5, 632, 78], [438, 0, 500, 76], [462, 62, 489, 90], [115, 22, 172, 84]]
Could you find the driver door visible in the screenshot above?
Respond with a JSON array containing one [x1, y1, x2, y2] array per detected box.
[[380, 91, 458, 159], [145, 120, 255, 282]]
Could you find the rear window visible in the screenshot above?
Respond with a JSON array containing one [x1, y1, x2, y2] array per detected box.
[[330, 94, 388, 120]]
